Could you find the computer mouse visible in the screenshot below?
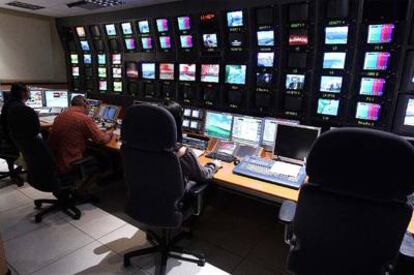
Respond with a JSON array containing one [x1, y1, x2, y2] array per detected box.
[[233, 159, 240, 166]]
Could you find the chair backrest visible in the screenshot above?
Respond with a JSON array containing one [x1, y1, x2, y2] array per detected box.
[[288, 128, 414, 275], [121, 104, 185, 228]]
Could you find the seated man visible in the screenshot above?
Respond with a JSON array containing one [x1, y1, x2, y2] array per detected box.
[[47, 95, 113, 194]]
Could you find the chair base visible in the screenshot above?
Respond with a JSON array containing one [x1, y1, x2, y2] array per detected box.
[[34, 194, 81, 223]]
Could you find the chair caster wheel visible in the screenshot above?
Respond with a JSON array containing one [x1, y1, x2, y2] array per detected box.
[[198, 258, 206, 267]]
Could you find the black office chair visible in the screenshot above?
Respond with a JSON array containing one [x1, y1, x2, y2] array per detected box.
[[279, 128, 414, 275], [121, 104, 207, 275], [0, 124, 24, 186]]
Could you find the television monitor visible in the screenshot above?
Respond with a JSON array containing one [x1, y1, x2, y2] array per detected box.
[[286, 74, 305, 90], [261, 118, 277, 148], [124, 38, 136, 50], [231, 115, 263, 145], [229, 32, 245, 47], [289, 29, 308, 46], [288, 53, 307, 68], [70, 93, 84, 100], [355, 102, 381, 121], [392, 94, 414, 136], [257, 52, 274, 67], [326, 0, 350, 19], [317, 98, 340, 116], [192, 109, 202, 119], [323, 52, 346, 69], [98, 67, 107, 78], [85, 67, 92, 77], [113, 67, 122, 78], [180, 35, 193, 48], [184, 108, 192, 117], [201, 64, 220, 83], [225, 65, 247, 85], [27, 91, 43, 108], [105, 24, 117, 36], [141, 37, 153, 50], [93, 40, 104, 51], [126, 62, 139, 79], [227, 10, 244, 27], [159, 36, 171, 49], [45, 91, 68, 108], [273, 124, 320, 164], [283, 95, 302, 114], [359, 77, 386, 96], [216, 142, 237, 155], [112, 54, 121, 65], [179, 64, 196, 82], [190, 121, 199, 130], [80, 40, 90, 51], [76, 26, 86, 38], [72, 67, 80, 77], [156, 18, 169, 32], [109, 39, 119, 51], [257, 73, 273, 87], [183, 119, 190, 128], [70, 54, 78, 64], [98, 105, 120, 121], [200, 13, 218, 31], [121, 22, 133, 35], [257, 30, 274, 47], [98, 54, 106, 65], [202, 33, 218, 48], [325, 26, 349, 44], [138, 20, 150, 33], [204, 111, 233, 140], [363, 52, 391, 70], [99, 81, 107, 91], [113, 81, 122, 92], [83, 54, 92, 64], [177, 16, 191, 31], [256, 8, 273, 26], [142, 63, 156, 79], [90, 25, 101, 37], [289, 3, 309, 22], [320, 76, 343, 93], [367, 24, 395, 44], [159, 63, 175, 80]]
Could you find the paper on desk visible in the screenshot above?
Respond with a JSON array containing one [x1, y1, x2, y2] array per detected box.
[[270, 161, 302, 178], [192, 149, 204, 158]]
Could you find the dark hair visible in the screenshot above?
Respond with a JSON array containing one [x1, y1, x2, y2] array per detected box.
[[71, 95, 87, 107], [10, 83, 28, 100], [163, 100, 183, 143]]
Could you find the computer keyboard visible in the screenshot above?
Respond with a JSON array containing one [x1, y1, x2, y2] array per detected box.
[[205, 152, 235, 163], [233, 156, 306, 189]]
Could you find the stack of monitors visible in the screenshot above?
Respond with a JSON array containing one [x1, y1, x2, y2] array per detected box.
[[176, 15, 194, 52], [138, 20, 154, 52], [226, 10, 246, 50], [111, 54, 122, 93], [105, 24, 119, 52], [90, 25, 105, 52], [121, 22, 137, 52], [200, 12, 220, 54], [156, 18, 173, 52], [98, 53, 107, 92], [125, 62, 139, 95], [182, 107, 204, 131]]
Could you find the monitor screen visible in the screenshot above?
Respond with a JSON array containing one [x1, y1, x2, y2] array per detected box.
[[70, 54, 78, 64], [72, 67, 80, 77], [105, 24, 116, 36], [202, 33, 218, 48], [113, 67, 122, 78], [225, 65, 247, 85], [180, 35, 193, 48], [392, 95, 414, 136], [288, 53, 307, 68], [192, 109, 201, 119], [138, 20, 150, 33], [355, 102, 381, 121], [184, 108, 192, 117], [70, 93, 84, 100], [229, 32, 244, 47], [99, 105, 120, 121], [320, 76, 343, 93], [113, 81, 122, 92], [405, 99, 414, 126], [156, 18, 169, 32], [159, 36, 171, 49], [76, 26, 86, 38], [142, 63, 156, 79], [182, 119, 190, 128], [257, 30, 274, 47], [124, 38, 136, 50], [200, 13, 218, 31], [359, 77, 385, 96], [204, 112, 233, 140], [141, 37, 153, 49], [317, 98, 340, 116], [227, 10, 243, 27], [257, 52, 274, 67], [261, 119, 277, 147], [98, 54, 106, 65], [98, 67, 107, 78], [80, 40, 90, 51], [190, 121, 199, 130], [121, 22, 133, 35], [367, 24, 395, 44], [363, 52, 391, 70], [323, 52, 346, 69], [45, 91, 68, 108], [286, 74, 305, 90], [83, 54, 91, 64], [109, 39, 119, 51], [231, 116, 263, 145], [90, 25, 101, 37], [201, 64, 220, 83], [27, 91, 43, 108], [273, 124, 320, 163], [93, 40, 103, 52], [289, 29, 308, 46], [159, 63, 175, 80], [257, 72, 273, 87], [177, 16, 191, 30], [179, 64, 196, 82], [112, 54, 121, 65], [325, 26, 349, 44], [257, 7, 274, 26], [99, 81, 107, 91], [216, 142, 237, 155], [126, 62, 139, 79]]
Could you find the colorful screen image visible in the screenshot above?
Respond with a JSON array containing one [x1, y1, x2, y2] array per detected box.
[[70, 54, 78, 64], [286, 74, 305, 90], [121, 23, 133, 35], [367, 24, 395, 44], [257, 52, 274, 67], [257, 30, 274, 47], [177, 16, 191, 30], [317, 98, 340, 116], [80, 40, 90, 51], [404, 99, 414, 126], [83, 54, 91, 64], [356, 102, 381, 121], [76, 27, 86, 37], [180, 35, 193, 48], [159, 63, 175, 80], [138, 20, 150, 33], [27, 91, 43, 108], [124, 38, 136, 50], [289, 29, 308, 46], [105, 24, 116, 36], [98, 54, 106, 65], [156, 18, 169, 32], [360, 77, 386, 96], [98, 67, 107, 78], [203, 33, 218, 48], [257, 72, 273, 87], [141, 37, 153, 49], [113, 81, 122, 92], [227, 11, 243, 27], [204, 112, 233, 140], [99, 81, 107, 91], [363, 52, 390, 70], [126, 63, 139, 79], [225, 65, 247, 85], [323, 52, 346, 69], [179, 64, 196, 81], [217, 142, 237, 155], [72, 67, 80, 77], [112, 54, 121, 65], [320, 76, 343, 93], [201, 64, 220, 83], [113, 67, 122, 78], [325, 26, 349, 44], [159, 36, 171, 49], [45, 91, 68, 108], [142, 63, 156, 79]]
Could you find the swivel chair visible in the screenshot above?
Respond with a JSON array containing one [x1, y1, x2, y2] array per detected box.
[[0, 124, 24, 186], [121, 104, 207, 275], [279, 128, 414, 275]]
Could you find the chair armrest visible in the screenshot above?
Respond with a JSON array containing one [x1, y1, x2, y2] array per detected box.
[[70, 156, 96, 180], [188, 182, 209, 196], [279, 200, 297, 224]]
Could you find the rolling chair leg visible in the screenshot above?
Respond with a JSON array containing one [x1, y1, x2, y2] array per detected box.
[[123, 246, 161, 267], [35, 203, 60, 223]]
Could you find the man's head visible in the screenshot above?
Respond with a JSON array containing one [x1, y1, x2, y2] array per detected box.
[[10, 83, 29, 102], [163, 100, 183, 143], [71, 95, 88, 113]]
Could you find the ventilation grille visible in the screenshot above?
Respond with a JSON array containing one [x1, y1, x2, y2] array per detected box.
[[67, 0, 124, 10], [5, 1, 45, 10]]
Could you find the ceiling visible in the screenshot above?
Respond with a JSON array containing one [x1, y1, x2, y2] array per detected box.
[[0, 0, 181, 18]]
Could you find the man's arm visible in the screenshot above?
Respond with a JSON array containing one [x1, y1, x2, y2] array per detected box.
[[83, 117, 113, 144]]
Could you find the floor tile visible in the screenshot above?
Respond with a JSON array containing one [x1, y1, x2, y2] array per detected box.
[[0, 185, 31, 212], [5, 222, 94, 274], [18, 185, 56, 201], [232, 259, 277, 275]]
